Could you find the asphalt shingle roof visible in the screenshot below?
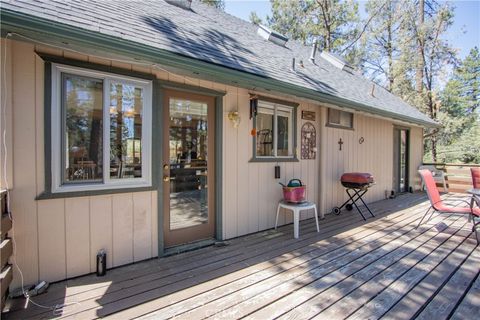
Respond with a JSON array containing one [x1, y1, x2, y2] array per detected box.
[[0, 0, 437, 126]]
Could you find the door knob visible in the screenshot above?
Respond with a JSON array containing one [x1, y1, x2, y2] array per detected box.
[[163, 164, 169, 170], [163, 176, 170, 182]]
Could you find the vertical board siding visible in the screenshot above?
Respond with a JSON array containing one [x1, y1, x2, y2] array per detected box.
[[34, 54, 45, 196], [133, 191, 152, 262], [112, 194, 134, 267], [5, 40, 425, 286], [10, 41, 39, 286], [89, 196, 113, 270], [37, 199, 66, 282], [236, 88, 251, 236], [320, 112, 394, 213], [151, 191, 158, 258], [223, 88, 238, 239], [65, 197, 90, 278], [0, 39, 14, 189], [221, 101, 322, 238], [5, 42, 180, 285]]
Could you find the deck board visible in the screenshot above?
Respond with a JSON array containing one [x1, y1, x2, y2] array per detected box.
[[3, 193, 478, 320]]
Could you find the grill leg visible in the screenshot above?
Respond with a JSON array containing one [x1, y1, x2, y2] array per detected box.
[[346, 188, 367, 221], [356, 189, 375, 218]]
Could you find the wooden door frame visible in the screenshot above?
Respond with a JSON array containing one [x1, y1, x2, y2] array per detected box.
[[155, 80, 225, 256], [393, 126, 410, 193]]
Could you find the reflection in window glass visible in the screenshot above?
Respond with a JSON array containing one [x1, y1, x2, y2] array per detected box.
[[256, 107, 274, 157], [277, 111, 290, 156], [109, 83, 143, 179], [169, 98, 209, 230], [63, 74, 103, 182], [328, 108, 353, 129], [255, 102, 293, 158]]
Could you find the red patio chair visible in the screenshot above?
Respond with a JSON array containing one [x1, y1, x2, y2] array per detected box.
[[418, 169, 480, 243], [471, 167, 480, 188]]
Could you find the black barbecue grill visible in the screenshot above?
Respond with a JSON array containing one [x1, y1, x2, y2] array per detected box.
[[332, 172, 375, 220]]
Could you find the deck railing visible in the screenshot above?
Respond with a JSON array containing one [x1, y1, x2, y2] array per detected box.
[[422, 163, 479, 193]]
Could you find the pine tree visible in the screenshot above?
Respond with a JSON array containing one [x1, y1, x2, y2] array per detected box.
[[199, 0, 225, 11], [437, 47, 480, 163], [361, 0, 404, 91], [397, 0, 456, 161], [249, 11, 263, 25], [267, 0, 361, 63]]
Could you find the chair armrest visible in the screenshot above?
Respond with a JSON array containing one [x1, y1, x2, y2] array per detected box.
[[436, 199, 476, 211]]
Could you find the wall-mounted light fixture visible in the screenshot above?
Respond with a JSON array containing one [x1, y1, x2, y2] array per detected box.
[[228, 111, 241, 128]]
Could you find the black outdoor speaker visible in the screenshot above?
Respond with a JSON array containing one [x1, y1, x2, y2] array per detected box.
[[96, 249, 107, 276]]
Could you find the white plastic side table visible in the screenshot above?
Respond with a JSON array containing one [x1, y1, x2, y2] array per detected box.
[[275, 200, 321, 239]]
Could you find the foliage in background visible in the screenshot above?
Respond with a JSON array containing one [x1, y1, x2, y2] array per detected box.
[[434, 47, 480, 163], [199, 0, 225, 11], [249, 0, 476, 163], [249, 11, 263, 25], [266, 0, 363, 65]]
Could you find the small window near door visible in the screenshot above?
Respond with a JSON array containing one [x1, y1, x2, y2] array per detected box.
[[327, 108, 354, 129], [253, 100, 296, 160]]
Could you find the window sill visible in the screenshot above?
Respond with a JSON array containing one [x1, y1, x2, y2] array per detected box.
[[249, 157, 299, 163], [36, 185, 157, 200]]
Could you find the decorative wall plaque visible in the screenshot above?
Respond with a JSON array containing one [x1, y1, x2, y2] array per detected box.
[[301, 110, 316, 121], [301, 122, 316, 159]]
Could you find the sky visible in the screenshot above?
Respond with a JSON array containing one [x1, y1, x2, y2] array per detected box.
[[224, 0, 480, 60]]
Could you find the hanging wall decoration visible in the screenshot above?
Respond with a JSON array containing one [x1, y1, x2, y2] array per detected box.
[[301, 122, 317, 159], [301, 110, 316, 121]]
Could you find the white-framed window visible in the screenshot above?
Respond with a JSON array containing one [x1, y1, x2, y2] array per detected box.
[[51, 63, 152, 193], [327, 108, 354, 129], [254, 100, 295, 159]]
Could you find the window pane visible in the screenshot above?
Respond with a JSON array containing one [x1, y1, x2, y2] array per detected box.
[[340, 111, 353, 128], [109, 82, 144, 179], [64, 74, 103, 182], [277, 111, 291, 156], [169, 98, 209, 230], [329, 109, 341, 125], [329, 108, 353, 128], [256, 107, 274, 157]]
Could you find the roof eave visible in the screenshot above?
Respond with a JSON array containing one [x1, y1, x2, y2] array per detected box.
[[0, 9, 440, 128]]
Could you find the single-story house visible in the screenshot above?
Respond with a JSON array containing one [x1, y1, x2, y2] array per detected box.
[[0, 0, 438, 288]]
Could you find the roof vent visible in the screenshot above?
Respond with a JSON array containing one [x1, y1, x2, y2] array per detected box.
[[257, 24, 288, 47], [165, 0, 192, 10], [320, 51, 354, 73]]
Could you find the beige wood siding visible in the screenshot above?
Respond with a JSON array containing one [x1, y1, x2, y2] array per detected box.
[[1, 39, 425, 286], [221, 88, 322, 239], [2, 41, 160, 286], [319, 109, 416, 214]]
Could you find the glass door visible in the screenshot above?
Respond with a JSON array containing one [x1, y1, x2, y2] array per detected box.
[[393, 128, 409, 193], [163, 90, 215, 247]]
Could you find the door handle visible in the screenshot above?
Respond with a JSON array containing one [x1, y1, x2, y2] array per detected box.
[[163, 176, 170, 182]]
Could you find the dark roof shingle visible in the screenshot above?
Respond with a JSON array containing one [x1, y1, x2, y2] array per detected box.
[[0, 0, 437, 126]]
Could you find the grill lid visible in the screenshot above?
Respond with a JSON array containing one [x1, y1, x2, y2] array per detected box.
[[341, 172, 374, 184]]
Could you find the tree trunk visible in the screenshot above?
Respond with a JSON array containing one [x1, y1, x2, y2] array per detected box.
[[387, 3, 394, 91], [427, 91, 438, 161], [416, 0, 424, 93]]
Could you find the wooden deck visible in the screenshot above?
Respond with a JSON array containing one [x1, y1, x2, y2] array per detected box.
[[4, 193, 479, 319]]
